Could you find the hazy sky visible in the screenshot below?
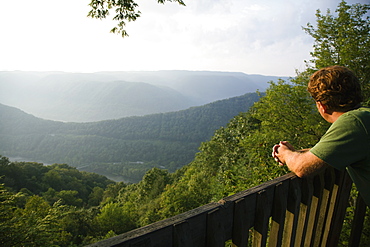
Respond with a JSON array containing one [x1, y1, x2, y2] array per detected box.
[[0, 0, 368, 76]]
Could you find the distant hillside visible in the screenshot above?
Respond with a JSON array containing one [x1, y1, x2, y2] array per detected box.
[[0, 73, 195, 122], [0, 92, 261, 182], [95, 71, 281, 103], [0, 71, 283, 122]]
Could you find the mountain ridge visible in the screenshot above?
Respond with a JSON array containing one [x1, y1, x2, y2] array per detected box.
[[0, 70, 285, 122]]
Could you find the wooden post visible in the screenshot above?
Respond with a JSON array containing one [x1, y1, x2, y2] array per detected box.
[[232, 193, 257, 247], [282, 176, 301, 246], [252, 186, 274, 247], [294, 177, 313, 246], [326, 170, 353, 246], [206, 200, 234, 247], [269, 181, 289, 246], [321, 168, 337, 246], [304, 172, 324, 246]]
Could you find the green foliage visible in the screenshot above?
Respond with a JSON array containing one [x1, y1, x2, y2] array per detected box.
[[101, 182, 127, 204], [58, 207, 98, 245], [0, 157, 114, 207], [111, 167, 173, 227], [244, 79, 329, 159], [338, 186, 370, 246], [0, 158, 115, 245], [88, 187, 105, 206], [137, 168, 172, 202], [95, 202, 136, 235], [159, 165, 219, 218], [88, 0, 185, 37], [303, 0, 370, 100], [1, 194, 71, 246], [0, 184, 23, 246]]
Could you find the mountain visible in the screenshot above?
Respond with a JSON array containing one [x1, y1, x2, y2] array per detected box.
[[0, 72, 195, 122], [0, 71, 284, 122], [94, 71, 281, 103], [0, 92, 261, 182]]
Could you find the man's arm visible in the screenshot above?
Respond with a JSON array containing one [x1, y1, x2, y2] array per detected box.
[[273, 141, 328, 177]]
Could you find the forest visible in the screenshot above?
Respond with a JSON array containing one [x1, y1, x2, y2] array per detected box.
[[0, 1, 370, 246], [0, 92, 261, 182]]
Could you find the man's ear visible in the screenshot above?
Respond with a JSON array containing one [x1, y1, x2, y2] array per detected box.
[[316, 101, 329, 113]]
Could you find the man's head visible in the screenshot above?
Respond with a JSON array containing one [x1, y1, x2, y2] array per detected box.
[[307, 66, 363, 112]]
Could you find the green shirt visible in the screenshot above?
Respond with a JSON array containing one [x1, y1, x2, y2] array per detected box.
[[310, 107, 370, 206]]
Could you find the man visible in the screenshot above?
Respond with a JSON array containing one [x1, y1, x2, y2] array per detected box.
[[272, 66, 370, 206]]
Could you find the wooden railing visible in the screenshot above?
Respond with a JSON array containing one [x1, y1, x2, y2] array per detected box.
[[88, 168, 367, 247]]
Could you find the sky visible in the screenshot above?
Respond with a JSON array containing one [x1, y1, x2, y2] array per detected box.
[[0, 0, 368, 77]]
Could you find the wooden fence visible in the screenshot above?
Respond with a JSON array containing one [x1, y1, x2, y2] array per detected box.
[[88, 168, 367, 246]]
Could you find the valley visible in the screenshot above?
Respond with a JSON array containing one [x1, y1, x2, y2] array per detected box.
[[0, 92, 263, 182]]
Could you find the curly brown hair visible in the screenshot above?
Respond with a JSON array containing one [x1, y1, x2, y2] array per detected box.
[[307, 66, 363, 111]]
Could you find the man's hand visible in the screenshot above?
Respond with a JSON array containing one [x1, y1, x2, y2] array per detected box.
[[272, 141, 327, 177], [272, 141, 295, 166], [272, 144, 283, 165], [279, 141, 295, 151]]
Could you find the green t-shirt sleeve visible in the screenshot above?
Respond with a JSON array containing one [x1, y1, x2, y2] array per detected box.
[[310, 113, 368, 170]]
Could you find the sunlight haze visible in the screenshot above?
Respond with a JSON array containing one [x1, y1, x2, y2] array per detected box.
[[0, 0, 367, 76]]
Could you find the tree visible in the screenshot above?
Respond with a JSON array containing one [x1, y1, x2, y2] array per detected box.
[[137, 167, 171, 201], [58, 207, 98, 246], [159, 167, 219, 218], [0, 184, 22, 246], [88, 187, 105, 206], [10, 196, 69, 246], [57, 190, 83, 207], [95, 202, 136, 235], [88, 0, 186, 37], [303, 0, 370, 101]]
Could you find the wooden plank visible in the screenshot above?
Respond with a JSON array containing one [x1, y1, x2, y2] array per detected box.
[[313, 190, 330, 240], [217, 199, 235, 240], [321, 168, 337, 246], [173, 213, 211, 247], [127, 238, 151, 247], [206, 200, 234, 247], [269, 180, 289, 247], [206, 208, 224, 247], [173, 220, 194, 247], [304, 173, 324, 247], [231, 193, 257, 247], [252, 186, 275, 247], [282, 176, 301, 247], [173, 205, 218, 247], [313, 170, 332, 247], [294, 177, 313, 246], [326, 170, 353, 246], [115, 225, 173, 247]]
